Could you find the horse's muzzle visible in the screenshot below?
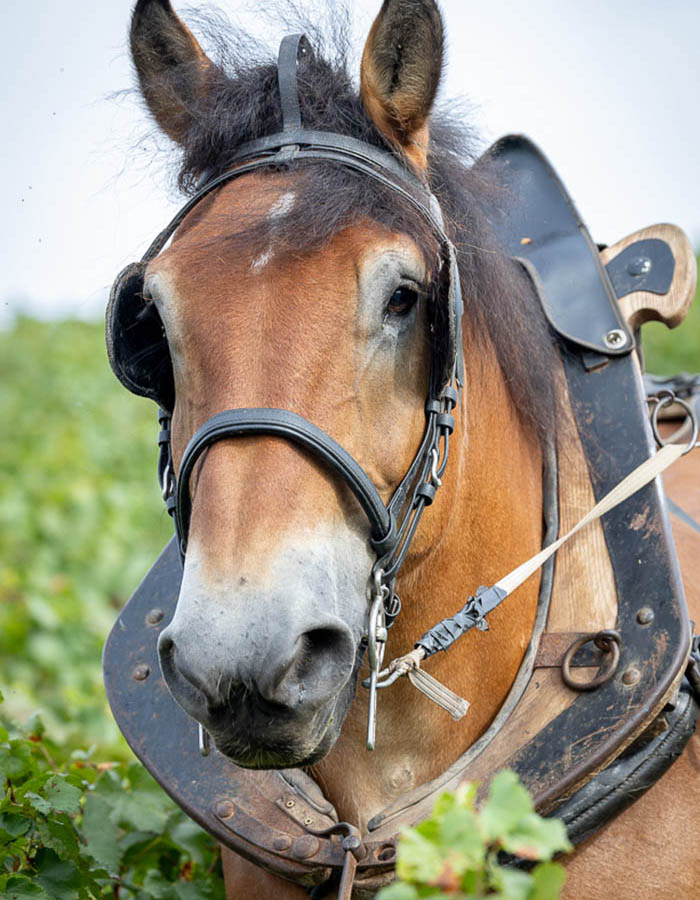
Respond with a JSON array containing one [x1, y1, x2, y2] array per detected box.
[[156, 614, 358, 767]]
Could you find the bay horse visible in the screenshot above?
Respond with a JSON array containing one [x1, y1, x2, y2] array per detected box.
[[116, 1, 700, 897]]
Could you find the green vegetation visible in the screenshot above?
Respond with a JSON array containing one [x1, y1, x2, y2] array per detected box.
[[0, 695, 223, 898], [0, 259, 696, 895], [642, 253, 700, 374], [0, 317, 171, 755], [377, 771, 571, 900]]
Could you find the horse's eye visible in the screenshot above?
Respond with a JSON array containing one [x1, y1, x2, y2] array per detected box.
[[386, 286, 418, 316]]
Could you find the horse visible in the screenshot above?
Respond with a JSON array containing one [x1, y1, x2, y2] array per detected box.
[[110, 1, 700, 897]]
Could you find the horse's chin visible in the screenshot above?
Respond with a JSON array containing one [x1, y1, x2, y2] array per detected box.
[[213, 726, 337, 770], [207, 686, 353, 769]]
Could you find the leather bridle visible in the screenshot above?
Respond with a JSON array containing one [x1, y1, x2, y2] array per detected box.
[[142, 34, 465, 747]]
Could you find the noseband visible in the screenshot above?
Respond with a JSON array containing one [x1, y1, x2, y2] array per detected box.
[[108, 34, 465, 747]]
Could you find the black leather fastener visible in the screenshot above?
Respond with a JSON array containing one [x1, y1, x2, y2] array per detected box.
[[484, 135, 634, 358], [175, 409, 394, 555]]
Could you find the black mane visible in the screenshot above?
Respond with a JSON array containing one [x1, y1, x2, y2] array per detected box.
[[139, 7, 558, 443]]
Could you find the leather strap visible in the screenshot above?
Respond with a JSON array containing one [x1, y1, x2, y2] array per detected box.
[[175, 408, 394, 553], [277, 34, 309, 131], [410, 441, 687, 660], [143, 131, 443, 262]]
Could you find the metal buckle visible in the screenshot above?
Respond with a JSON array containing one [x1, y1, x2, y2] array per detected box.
[[198, 723, 210, 757]]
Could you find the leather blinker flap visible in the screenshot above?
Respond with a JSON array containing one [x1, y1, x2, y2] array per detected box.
[[106, 261, 175, 412]]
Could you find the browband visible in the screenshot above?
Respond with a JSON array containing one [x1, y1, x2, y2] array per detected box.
[[144, 131, 445, 263]]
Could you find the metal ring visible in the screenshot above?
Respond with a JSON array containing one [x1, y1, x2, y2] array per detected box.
[[561, 629, 621, 692], [161, 462, 172, 500], [651, 395, 699, 456], [366, 594, 387, 674], [430, 448, 442, 488]]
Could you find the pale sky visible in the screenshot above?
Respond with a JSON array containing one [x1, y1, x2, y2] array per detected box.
[[1, 0, 699, 326]]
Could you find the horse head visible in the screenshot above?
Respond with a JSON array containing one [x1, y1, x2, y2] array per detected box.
[[122, 0, 557, 784]]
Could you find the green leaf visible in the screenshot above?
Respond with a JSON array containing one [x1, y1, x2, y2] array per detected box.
[[174, 881, 222, 900], [480, 770, 534, 843], [376, 882, 420, 900], [94, 765, 172, 833], [42, 777, 83, 816], [81, 792, 121, 875], [35, 816, 80, 864], [142, 869, 178, 899], [0, 813, 33, 841], [25, 792, 53, 816], [27, 713, 46, 740], [528, 862, 568, 900], [33, 848, 85, 900], [3, 876, 54, 900], [438, 805, 483, 867], [500, 814, 572, 861], [431, 791, 458, 819], [394, 828, 445, 885], [489, 863, 533, 900], [0, 740, 34, 784], [166, 815, 215, 867]]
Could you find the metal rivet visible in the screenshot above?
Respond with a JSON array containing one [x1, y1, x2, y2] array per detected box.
[[146, 608, 164, 626], [603, 329, 628, 350], [132, 664, 150, 681], [285, 799, 295, 808], [303, 817, 313, 826], [622, 666, 641, 686], [273, 836, 292, 851], [377, 843, 396, 862], [215, 800, 234, 819], [637, 607, 654, 625], [291, 835, 320, 860], [627, 256, 652, 277]]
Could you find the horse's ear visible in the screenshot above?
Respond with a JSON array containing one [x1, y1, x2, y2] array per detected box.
[[130, 0, 215, 145], [360, 0, 444, 172]]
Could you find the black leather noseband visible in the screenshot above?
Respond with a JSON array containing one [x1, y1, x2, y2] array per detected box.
[[175, 409, 394, 555]]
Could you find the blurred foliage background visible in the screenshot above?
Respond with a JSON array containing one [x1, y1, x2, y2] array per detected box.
[[0, 256, 696, 894], [0, 318, 171, 759]]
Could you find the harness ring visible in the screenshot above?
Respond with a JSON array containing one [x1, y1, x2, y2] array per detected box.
[[650, 394, 699, 456], [561, 629, 622, 692]]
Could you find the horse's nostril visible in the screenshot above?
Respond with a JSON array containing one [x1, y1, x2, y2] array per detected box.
[[296, 627, 353, 681], [258, 624, 355, 708], [157, 628, 211, 720]]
